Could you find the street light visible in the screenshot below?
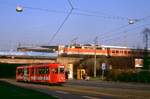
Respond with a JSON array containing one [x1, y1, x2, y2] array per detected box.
[[128, 19, 134, 24], [128, 19, 139, 24], [16, 5, 23, 12]]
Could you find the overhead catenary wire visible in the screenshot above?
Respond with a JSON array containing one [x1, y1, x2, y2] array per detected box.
[[101, 23, 150, 42], [138, 15, 150, 22], [99, 24, 130, 40], [81, 23, 150, 47], [25, 5, 150, 23], [1, 1, 138, 21], [24, 6, 67, 14], [102, 25, 148, 42], [49, 0, 74, 44], [14, 1, 149, 44], [2, 0, 150, 23], [14, 2, 150, 46], [49, 9, 73, 43], [2, 0, 150, 46], [79, 23, 144, 45], [98, 15, 150, 40], [22, 5, 135, 21], [75, 8, 131, 20], [68, 0, 74, 9]]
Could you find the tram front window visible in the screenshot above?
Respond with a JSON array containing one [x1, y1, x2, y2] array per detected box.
[[58, 66, 64, 74], [59, 68, 64, 73]]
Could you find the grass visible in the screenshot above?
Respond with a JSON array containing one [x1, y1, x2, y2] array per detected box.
[[0, 81, 57, 99]]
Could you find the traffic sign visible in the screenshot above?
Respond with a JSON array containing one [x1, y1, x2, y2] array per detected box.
[[101, 63, 106, 70]]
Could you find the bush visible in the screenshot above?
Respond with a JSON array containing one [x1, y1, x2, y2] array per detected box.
[[106, 69, 150, 83], [137, 71, 150, 83], [106, 69, 122, 81]]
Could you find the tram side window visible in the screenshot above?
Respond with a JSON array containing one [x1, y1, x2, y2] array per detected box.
[[53, 68, 64, 74], [31, 68, 34, 74], [27, 68, 29, 74], [18, 69, 24, 75], [38, 67, 49, 74], [45, 68, 49, 74]]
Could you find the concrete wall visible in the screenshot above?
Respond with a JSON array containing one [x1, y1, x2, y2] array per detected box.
[[57, 57, 82, 66]]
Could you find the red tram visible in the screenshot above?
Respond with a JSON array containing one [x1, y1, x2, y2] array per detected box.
[[16, 63, 66, 84]]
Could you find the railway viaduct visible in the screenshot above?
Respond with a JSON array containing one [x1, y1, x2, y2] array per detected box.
[[0, 56, 83, 78], [0, 57, 82, 64], [0, 54, 136, 78]]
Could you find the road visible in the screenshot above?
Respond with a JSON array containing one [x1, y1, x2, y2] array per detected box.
[[67, 80, 150, 91], [0, 79, 150, 99]]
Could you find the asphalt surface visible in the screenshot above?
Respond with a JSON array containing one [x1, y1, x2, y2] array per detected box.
[[66, 79, 150, 91], [0, 79, 150, 99]]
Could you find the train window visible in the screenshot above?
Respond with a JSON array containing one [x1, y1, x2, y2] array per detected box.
[[124, 51, 127, 54], [116, 50, 119, 53], [128, 51, 131, 54], [112, 50, 115, 53], [96, 47, 102, 50], [75, 46, 81, 48], [120, 51, 123, 53]]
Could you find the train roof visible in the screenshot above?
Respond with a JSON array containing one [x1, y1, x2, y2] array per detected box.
[[100, 45, 131, 49], [16, 63, 64, 68]]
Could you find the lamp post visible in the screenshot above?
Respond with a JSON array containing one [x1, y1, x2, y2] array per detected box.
[[94, 45, 97, 77], [142, 28, 150, 70], [94, 36, 98, 77]]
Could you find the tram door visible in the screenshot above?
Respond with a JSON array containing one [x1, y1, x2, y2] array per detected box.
[[23, 67, 28, 81], [50, 67, 57, 83]]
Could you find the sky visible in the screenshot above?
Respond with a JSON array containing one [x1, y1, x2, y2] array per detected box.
[[0, 0, 150, 50]]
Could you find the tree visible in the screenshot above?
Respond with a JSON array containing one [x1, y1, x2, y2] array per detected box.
[[142, 28, 150, 70]]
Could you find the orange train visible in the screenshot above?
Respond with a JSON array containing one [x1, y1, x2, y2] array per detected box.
[[62, 45, 144, 57], [16, 63, 66, 84]]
